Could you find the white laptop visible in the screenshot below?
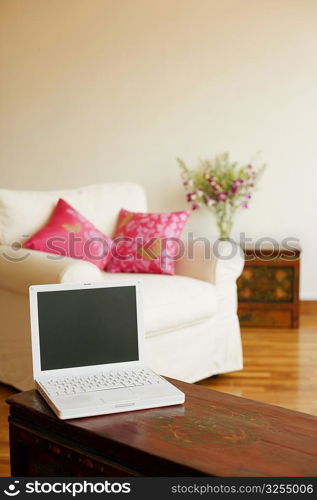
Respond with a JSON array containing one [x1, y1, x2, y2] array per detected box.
[[29, 280, 185, 419]]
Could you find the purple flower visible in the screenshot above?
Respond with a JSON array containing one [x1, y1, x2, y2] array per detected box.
[[210, 180, 221, 192], [191, 202, 201, 210], [218, 192, 228, 202], [231, 178, 244, 194], [241, 201, 249, 209], [207, 197, 216, 207], [186, 192, 197, 202], [183, 177, 193, 188], [245, 192, 252, 199]]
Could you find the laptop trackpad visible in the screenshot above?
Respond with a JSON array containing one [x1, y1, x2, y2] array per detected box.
[[99, 388, 137, 404], [55, 388, 137, 409]]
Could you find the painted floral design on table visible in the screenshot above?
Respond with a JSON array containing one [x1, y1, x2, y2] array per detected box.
[[147, 404, 268, 448]]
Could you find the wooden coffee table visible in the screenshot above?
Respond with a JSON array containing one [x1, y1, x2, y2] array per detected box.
[[7, 379, 317, 477]]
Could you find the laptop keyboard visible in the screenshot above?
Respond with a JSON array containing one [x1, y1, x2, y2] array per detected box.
[[42, 368, 163, 396]]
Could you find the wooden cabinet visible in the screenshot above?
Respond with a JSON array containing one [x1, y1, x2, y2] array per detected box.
[[237, 244, 301, 328]]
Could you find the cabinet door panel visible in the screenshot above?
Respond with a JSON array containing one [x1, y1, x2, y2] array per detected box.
[[238, 266, 294, 303]]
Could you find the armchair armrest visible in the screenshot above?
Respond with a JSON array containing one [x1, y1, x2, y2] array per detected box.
[[175, 239, 244, 285], [0, 245, 104, 295], [175, 240, 244, 318]]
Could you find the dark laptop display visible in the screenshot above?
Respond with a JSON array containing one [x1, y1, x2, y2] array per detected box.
[[37, 286, 139, 370]]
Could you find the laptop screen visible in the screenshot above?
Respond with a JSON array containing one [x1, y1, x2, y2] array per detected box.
[[37, 285, 139, 370]]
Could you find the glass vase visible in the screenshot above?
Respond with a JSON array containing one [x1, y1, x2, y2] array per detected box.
[[213, 201, 235, 240]]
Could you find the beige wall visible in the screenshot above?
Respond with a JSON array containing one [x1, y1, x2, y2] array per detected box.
[[1, 0, 317, 298]]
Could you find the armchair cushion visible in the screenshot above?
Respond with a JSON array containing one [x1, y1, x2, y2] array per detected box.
[[107, 208, 190, 275], [24, 199, 112, 270]]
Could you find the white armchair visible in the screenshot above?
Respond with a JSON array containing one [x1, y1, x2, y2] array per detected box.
[[0, 183, 244, 390]]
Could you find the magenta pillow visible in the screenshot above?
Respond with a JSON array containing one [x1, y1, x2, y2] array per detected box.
[[24, 199, 112, 270], [107, 208, 190, 275]]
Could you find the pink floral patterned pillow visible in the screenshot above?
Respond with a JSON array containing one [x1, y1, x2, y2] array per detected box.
[[107, 208, 190, 275], [24, 199, 112, 270]]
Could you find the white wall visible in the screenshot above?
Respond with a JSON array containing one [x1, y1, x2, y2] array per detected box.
[[1, 0, 316, 298]]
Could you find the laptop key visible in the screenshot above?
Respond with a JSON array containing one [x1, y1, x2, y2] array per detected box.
[[43, 368, 160, 396]]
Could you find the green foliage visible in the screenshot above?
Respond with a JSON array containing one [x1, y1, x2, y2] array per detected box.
[[178, 152, 266, 239]]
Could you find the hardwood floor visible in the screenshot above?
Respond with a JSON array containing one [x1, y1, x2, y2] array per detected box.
[[1, 303, 316, 477], [198, 305, 317, 416], [0, 384, 17, 477]]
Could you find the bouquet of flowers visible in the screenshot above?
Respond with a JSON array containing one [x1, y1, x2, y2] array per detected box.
[[178, 152, 265, 239]]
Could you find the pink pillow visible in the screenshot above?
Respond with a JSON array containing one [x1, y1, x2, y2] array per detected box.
[[24, 199, 112, 270], [107, 208, 190, 275]]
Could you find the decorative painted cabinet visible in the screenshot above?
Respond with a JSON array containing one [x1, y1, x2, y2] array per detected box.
[[237, 244, 301, 328]]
